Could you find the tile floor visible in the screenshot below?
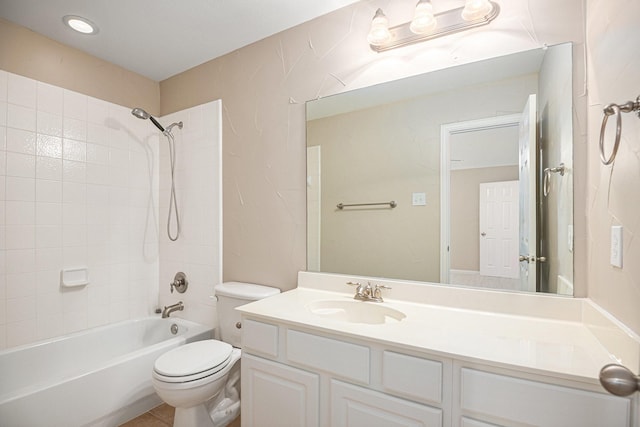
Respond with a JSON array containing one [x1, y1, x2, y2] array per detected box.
[[120, 404, 241, 427]]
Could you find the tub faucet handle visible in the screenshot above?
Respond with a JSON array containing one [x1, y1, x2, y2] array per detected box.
[[170, 272, 188, 294]]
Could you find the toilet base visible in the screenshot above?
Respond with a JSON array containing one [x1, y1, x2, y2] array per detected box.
[[173, 404, 215, 427], [171, 396, 240, 427], [170, 362, 241, 427]]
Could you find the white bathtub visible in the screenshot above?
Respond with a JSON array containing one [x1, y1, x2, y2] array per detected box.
[[0, 317, 213, 427]]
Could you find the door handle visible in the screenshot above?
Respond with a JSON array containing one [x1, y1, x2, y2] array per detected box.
[[519, 255, 547, 263], [480, 232, 486, 237]]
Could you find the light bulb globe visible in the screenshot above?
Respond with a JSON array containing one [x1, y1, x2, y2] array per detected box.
[[367, 9, 392, 46], [461, 0, 494, 21]]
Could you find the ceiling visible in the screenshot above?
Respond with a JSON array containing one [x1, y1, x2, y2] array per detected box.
[[0, 0, 361, 81]]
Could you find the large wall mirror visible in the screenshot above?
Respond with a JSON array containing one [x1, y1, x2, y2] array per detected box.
[[306, 43, 574, 296]]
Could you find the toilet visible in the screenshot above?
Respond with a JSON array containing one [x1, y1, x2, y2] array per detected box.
[[152, 282, 280, 427]]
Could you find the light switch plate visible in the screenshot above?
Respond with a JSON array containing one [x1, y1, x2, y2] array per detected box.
[[412, 192, 426, 206], [611, 225, 623, 268]]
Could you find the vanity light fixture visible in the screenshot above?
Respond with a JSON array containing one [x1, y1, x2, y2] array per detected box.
[[63, 15, 99, 35], [368, 0, 499, 52]]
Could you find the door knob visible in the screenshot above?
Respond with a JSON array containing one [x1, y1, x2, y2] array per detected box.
[[600, 364, 640, 396], [480, 232, 486, 236], [519, 255, 547, 263]]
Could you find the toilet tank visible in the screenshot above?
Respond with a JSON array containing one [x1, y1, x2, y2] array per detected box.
[[214, 282, 280, 347]]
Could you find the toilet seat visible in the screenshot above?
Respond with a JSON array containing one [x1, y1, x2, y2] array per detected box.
[[153, 340, 233, 383]]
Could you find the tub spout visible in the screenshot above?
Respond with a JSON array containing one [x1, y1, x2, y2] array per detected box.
[[162, 301, 184, 318]]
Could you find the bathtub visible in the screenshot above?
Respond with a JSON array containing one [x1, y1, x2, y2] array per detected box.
[[0, 317, 213, 427]]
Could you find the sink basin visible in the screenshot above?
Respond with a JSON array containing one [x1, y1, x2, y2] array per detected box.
[[306, 300, 406, 324]]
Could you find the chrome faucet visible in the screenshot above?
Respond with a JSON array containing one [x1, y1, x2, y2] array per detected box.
[[162, 301, 184, 318], [346, 282, 391, 302]]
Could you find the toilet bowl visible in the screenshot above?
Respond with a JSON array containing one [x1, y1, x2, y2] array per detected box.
[[152, 340, 241, 427], [151, 282, 280, 427]]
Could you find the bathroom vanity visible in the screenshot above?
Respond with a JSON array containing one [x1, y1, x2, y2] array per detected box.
[[238, 272, 638, 427]]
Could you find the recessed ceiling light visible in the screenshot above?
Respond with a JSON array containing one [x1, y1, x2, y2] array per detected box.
[[63, 15, 98, 35]]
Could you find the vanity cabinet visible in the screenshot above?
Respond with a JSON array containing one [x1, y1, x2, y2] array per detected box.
[[241, 317, 633, 427], [241, 318, 448, 427]]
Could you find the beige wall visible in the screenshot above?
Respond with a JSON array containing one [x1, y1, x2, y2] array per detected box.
[[160, 0, 585, 291], [0, 18, 159, 115], [586, 0, 640, 336]]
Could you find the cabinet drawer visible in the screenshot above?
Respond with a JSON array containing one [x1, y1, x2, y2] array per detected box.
[[287, 329, 370, 383], [383, 351, 442, 405], [460, 368, 631, 427], [331, 379, 442, 427], [242, 319, 278, 357]]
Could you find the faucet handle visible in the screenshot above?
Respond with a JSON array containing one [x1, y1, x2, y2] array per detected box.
[[347, 281, 366, 298], [373, 284, 391, 300], [346, 281, 364, 291]]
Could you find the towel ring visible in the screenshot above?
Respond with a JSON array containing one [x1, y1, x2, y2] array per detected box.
[[598, 96, 640, 165], [543, 163, 565, 197], [599, 104, 622, 165]]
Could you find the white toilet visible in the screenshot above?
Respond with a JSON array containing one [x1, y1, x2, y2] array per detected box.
[[152, 282, 280, 427]]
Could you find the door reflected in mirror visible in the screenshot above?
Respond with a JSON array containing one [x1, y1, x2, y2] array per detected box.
[[306, 43, 573, 296]]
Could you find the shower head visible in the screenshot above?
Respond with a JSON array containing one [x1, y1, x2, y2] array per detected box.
[[131, 107, 149, 120], [131, 107, 165, 133]]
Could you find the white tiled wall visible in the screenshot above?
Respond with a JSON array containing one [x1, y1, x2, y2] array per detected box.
[[0, 70, 161, 349], [157, 101, 222, 329]]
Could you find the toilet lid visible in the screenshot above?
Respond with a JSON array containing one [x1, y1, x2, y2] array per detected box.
[[154, 340, 233, 378]]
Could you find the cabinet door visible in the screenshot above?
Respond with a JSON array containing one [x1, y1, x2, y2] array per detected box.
[[331, 380, 442, 427], [242, 354, 319, 427]]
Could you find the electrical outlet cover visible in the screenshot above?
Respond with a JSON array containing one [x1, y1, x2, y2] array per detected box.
[[611, 225, 623, 268]]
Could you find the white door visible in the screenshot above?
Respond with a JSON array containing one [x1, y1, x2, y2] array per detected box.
[[479, 181, 519, 279], [518, 94, 538, 292]]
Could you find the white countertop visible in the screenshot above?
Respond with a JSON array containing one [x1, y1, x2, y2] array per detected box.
[[238, 278, 627, 385]]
